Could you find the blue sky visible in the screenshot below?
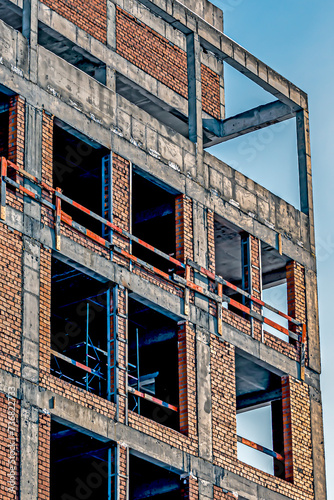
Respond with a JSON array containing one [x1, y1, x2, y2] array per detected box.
[[209, 0, 334, 494]]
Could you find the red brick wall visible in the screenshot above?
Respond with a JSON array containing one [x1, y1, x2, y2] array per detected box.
[[8, 96, 25, 168], [211, 338, 237, 467], [38, 413, 51, 500], [0, 392, 20, 499], [116, 8, 221, 120], [0, 225, 22, 376], [289, 377, 314, 493], [41, 0, 107, 43], [282, 376, 293, 482], [213, 487, 238, 499]]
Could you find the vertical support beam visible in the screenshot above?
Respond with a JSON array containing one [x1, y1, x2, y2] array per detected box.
[[309, 387, 327, 500], [22, 0, 38, 83], [296, 110, 315, 254], [198, 478, 213, 499], [193, 201, 209, 312], [106, 0, 117, 91], [21, 103, 42, 384], [187, 33, 204, 182], [19, 402, 39, 499], [196, 326, 213, 462]]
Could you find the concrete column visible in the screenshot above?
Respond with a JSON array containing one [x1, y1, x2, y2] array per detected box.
[[296, 109, 315, 254], [22, 0, 38, 83], [192, 201, 209, 313], [19, 103, 42, 499], [305, 268, 321, 373], [19, 402, 39, 499], [187, 33, 205, 183], [196, 326, 213, 462], [21, 104, 42, 383], [106, 1, 117, 91], [198, 478, 213, 500], [309, 387, 327, 500]]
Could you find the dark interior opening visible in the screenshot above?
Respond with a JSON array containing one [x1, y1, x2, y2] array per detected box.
[[235, 350, 285, 479], [38, 22, 106, 84], [51, 256, 112, 399], [0, 93, 9, 159], [128, 296, 179, 431], [53, 120, 109, 235], [51, 420, 115, 500], [130, 454, 184, 500], [0, 0, 22, 32], [214, 214, 250, 317], [132, 169, 177, 273]]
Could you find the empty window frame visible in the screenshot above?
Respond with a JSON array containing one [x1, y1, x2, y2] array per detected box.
[[214, 214, 251, 316], [128, 296, 180, 431], [38, 22, 107, 85], [235, 351, 287, 479], [132, 169, 178, 273], [53, 120, 110, 236], [51, 256, 114, 400], [261, 242, 290, 342], [130, 453, 187, 500], [51, 420, 115, 500]]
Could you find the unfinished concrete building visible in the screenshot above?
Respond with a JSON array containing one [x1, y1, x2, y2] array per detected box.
[[0, 0, 327, 498]]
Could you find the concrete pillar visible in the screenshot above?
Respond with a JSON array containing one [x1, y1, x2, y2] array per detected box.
[[22, 0, 38, 83], [309, 387, 327, 500], [106, 0, 117, 91], [198, 478, 213, 499], [19, 103, 42, 499], [187, 33, 205, 183], [296, 110, 315, 254], [19, 402, 39, 499], [193, 201, 209, 312], [196, 326, 213, 462]]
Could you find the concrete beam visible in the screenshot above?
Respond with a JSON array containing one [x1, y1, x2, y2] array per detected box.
[[203, 100, 297, 146]]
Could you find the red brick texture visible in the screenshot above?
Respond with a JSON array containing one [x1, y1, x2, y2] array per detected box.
[[282, 376, 294, 482], [0, 225, 22, 376], [41, 0, 107, 43], [178, 322, 188, 435], [211, 338, 237, 467], [8, 96, 25, 168], [38, 413, 51, 500], [116, 7, 221, 120], [0, 392, 20, 499], [213, 487, 238, 499]]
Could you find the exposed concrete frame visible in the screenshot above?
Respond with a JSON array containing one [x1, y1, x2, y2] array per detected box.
[[3, 203, 320, 391], [136, 0, 315, 229], [0, 368, 318, 500]]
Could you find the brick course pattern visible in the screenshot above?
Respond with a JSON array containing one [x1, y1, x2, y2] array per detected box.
[[210, 336, 315, 499], [41, 0, 107, 43], [0, 225, 22, 376], [116, 7, 221, 120]]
